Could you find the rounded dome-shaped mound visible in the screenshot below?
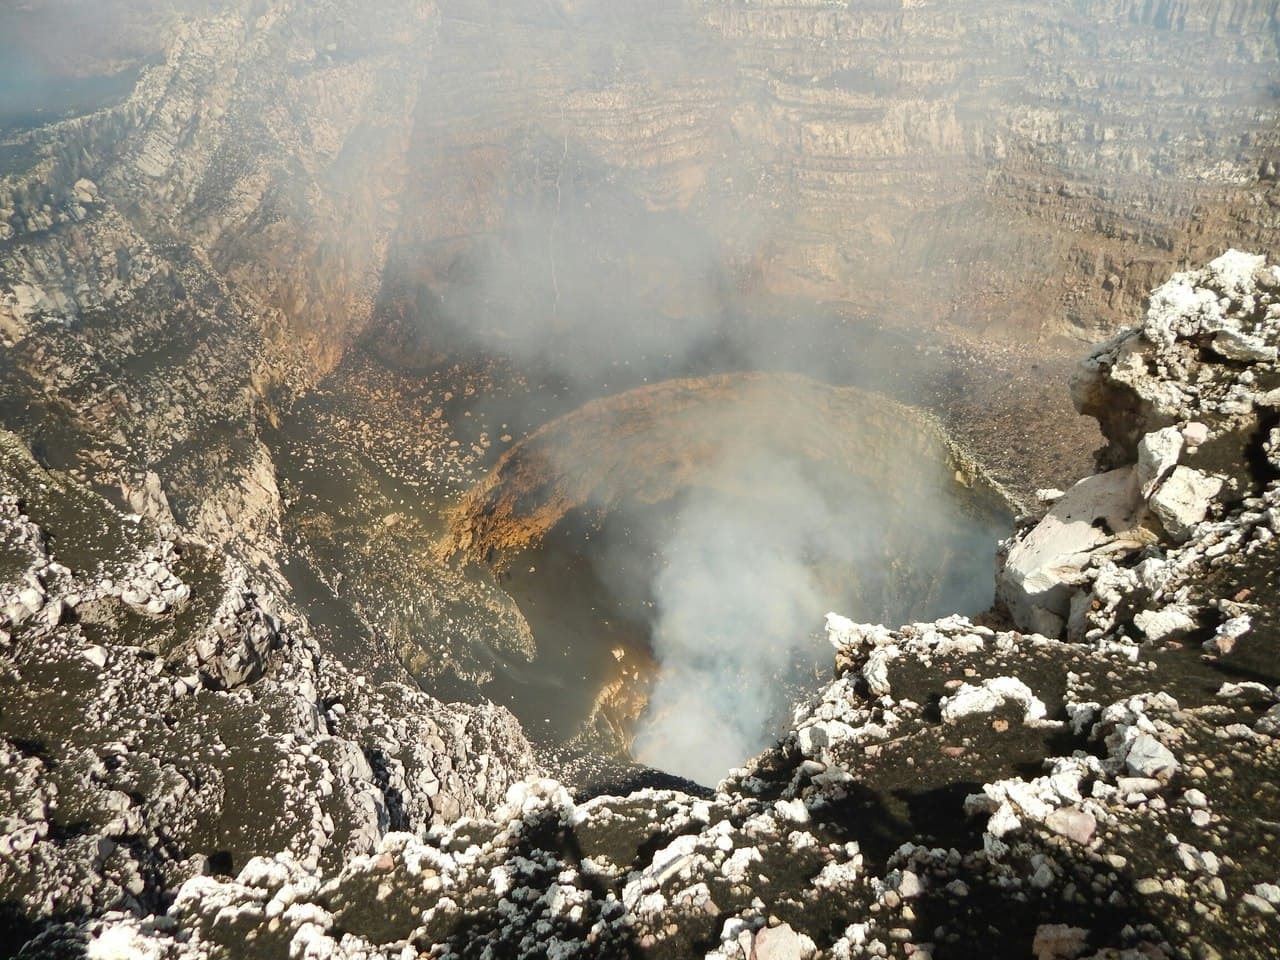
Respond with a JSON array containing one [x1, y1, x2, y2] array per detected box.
[[443, 372, 1011, 783]]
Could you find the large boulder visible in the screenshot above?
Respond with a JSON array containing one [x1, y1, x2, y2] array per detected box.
[[1001, 251, 1280, 636], [997, 466, 1153, 637], [1148, 466, 1223, 542]]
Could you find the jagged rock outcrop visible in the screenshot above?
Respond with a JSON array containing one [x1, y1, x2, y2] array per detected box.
[[0, 431, 539, 955], [2, 0, 1280, 953], [1000, 250, 1280, 641], [10, 255, 1277, 959]]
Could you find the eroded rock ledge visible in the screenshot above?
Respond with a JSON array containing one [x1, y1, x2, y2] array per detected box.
[[5, 254, 1280, 958], [0, 433, 539, 956]]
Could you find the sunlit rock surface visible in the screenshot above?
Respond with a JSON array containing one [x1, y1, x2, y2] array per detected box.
[[1004, 251, 1280, 640]]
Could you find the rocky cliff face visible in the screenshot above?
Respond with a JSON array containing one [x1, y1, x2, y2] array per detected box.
[[10, 0, 1271, 375], [2, 1, 1280, 957], [1, 0, 1276, 535], [6, 252, 1278, 958], [380, 0, 1280, 360], [0, 0, 436, 565]]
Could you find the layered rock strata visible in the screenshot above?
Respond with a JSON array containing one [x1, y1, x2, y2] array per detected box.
[[0, 0, 436, 560], [0, 0, 1278, 954]]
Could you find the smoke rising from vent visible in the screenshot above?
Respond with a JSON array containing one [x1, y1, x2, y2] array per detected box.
[[630, 451, 851, 784], [437, 377, 1003, 787], [4, 0, 1276, 789], [425, 172, 739, 387], [626, 434, 1005, 785]]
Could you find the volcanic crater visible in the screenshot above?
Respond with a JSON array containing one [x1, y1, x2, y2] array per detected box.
[[2, 1, 1280, 956], [439, 371, 1011, 782]]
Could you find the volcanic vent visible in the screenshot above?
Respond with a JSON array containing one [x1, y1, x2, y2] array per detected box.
[[442, 372, 1010, 784]]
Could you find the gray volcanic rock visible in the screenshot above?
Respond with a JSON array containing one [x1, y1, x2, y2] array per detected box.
[[1001, 251, 1280, 640], [1148, 467, 1224, 543], [1074, 251, 1280, 472], [997, 465, 1153, 639], [1, 1, 1279, 955], [0, 431, 539, 951], [9, 253, 1279, 959]]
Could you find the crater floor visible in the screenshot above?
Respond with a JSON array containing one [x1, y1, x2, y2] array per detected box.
[[441, 372, 1011, 779]]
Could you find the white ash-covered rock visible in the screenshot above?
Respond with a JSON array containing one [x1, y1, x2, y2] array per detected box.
[[0, 439, 539, 952], [6, 243, 1280, 959], [1001, 251, 1280, 641]]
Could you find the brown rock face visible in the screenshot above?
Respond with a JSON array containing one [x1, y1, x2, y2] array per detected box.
[[441, 371, 1007, 567], [1, 0, 1275, 363], [2, 0, 1276, 474], [378, 0, 1280, 368]]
